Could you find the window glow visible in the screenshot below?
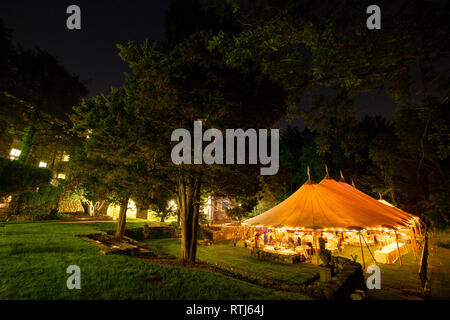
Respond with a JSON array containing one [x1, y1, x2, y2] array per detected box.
[[9, 148, 21, 159], [57, 173, 66, 179], [39, 161, 47, 168], [63, 154, 70, 162]]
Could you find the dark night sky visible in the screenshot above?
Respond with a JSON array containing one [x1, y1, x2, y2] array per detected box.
[[0, 0, 170, 97], [0, 0, 397, 126]]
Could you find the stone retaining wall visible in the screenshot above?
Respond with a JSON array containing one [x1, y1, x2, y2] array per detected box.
[[202, 225, 243, 242], [58, 199, 84, 213], [304, 256, 366, 299]]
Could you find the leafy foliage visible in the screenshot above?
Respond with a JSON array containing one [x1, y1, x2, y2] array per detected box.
[[0, 157, 52, 196], [19, 184, 61, 213]]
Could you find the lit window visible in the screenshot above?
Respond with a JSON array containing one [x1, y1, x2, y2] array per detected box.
[[57, 173, 66, 179], [9, 148, 21, 160], [39, 162, 47, 168], [222, 201, 229, 211]]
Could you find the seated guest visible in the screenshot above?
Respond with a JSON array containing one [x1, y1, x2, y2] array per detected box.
[[263, 232, 268, 246]]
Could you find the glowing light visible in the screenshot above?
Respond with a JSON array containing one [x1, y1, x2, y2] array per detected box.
[[63, 154, 70, 162], [57, 173, 66, 179], [39, 161, 47, 168], [168, 200, 177, 210], [9, 148, 21, 160]]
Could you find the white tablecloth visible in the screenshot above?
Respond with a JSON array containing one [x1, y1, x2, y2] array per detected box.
[[374, 243, 408, 264]]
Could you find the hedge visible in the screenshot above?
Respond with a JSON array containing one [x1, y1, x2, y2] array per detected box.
[[0, 157, 52, 196]]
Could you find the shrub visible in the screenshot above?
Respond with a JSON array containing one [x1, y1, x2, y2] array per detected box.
[[0, 157, 52, 196], [319, 249, 332, 266], [169, 221, 178, 227], [19, 184, 61, 213]]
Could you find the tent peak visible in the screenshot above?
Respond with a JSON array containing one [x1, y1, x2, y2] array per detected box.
[[324, 164, 330, 179], [339, 170, 346, 182]]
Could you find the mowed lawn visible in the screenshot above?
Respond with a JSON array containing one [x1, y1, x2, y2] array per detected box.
[[338, 237, 450, 300], [143, 234, 449, 300], [145, 238, 319, 286], [0, 220, 312, 300]]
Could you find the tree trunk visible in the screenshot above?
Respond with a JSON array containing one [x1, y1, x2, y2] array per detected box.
[[80, 200, 90, 215], [178, 174, 202, 264], [136, 206, 149, 219], [115, 195, 130, 239], [96, 202, 108, 216]]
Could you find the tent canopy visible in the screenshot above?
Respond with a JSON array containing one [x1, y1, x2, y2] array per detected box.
[[244, 178, 418, 231]]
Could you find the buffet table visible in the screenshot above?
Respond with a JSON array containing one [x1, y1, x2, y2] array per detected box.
[[374, 242, 408, 264]]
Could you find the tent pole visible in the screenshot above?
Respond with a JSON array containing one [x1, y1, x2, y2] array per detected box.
[[358, 232, 366, 270], [361, 232, 376, 265], [274, 229, 278, 249], [412, 225, 420, 257], [313, 231, 319, 264], [395, 231, 403, 266], [409, 227, 417, 261]]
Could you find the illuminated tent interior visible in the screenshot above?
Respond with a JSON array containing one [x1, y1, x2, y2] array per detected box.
[[244, 177, 418, 231], [243, 171, 423, 267]]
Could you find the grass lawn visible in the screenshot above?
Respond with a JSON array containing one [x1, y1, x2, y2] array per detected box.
[[337, 243, 423, 299], [428, 230, 450, 300], [145, 238, 319, 286], [337, 237, 450, 300], [0, 220, 312, 300]]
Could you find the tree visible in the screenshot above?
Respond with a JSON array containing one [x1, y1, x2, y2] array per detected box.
[[207, 0, 450, 227], [71, 89, 157, 238], [209, 0, 449, 121], [118, 27, 285, 262], [149, 195, 178, 223], [4, 48, 87, 163]]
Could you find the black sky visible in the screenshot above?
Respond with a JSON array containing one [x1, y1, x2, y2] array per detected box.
[[0, 0, 397, 125], [0, 0, 170, 97]]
